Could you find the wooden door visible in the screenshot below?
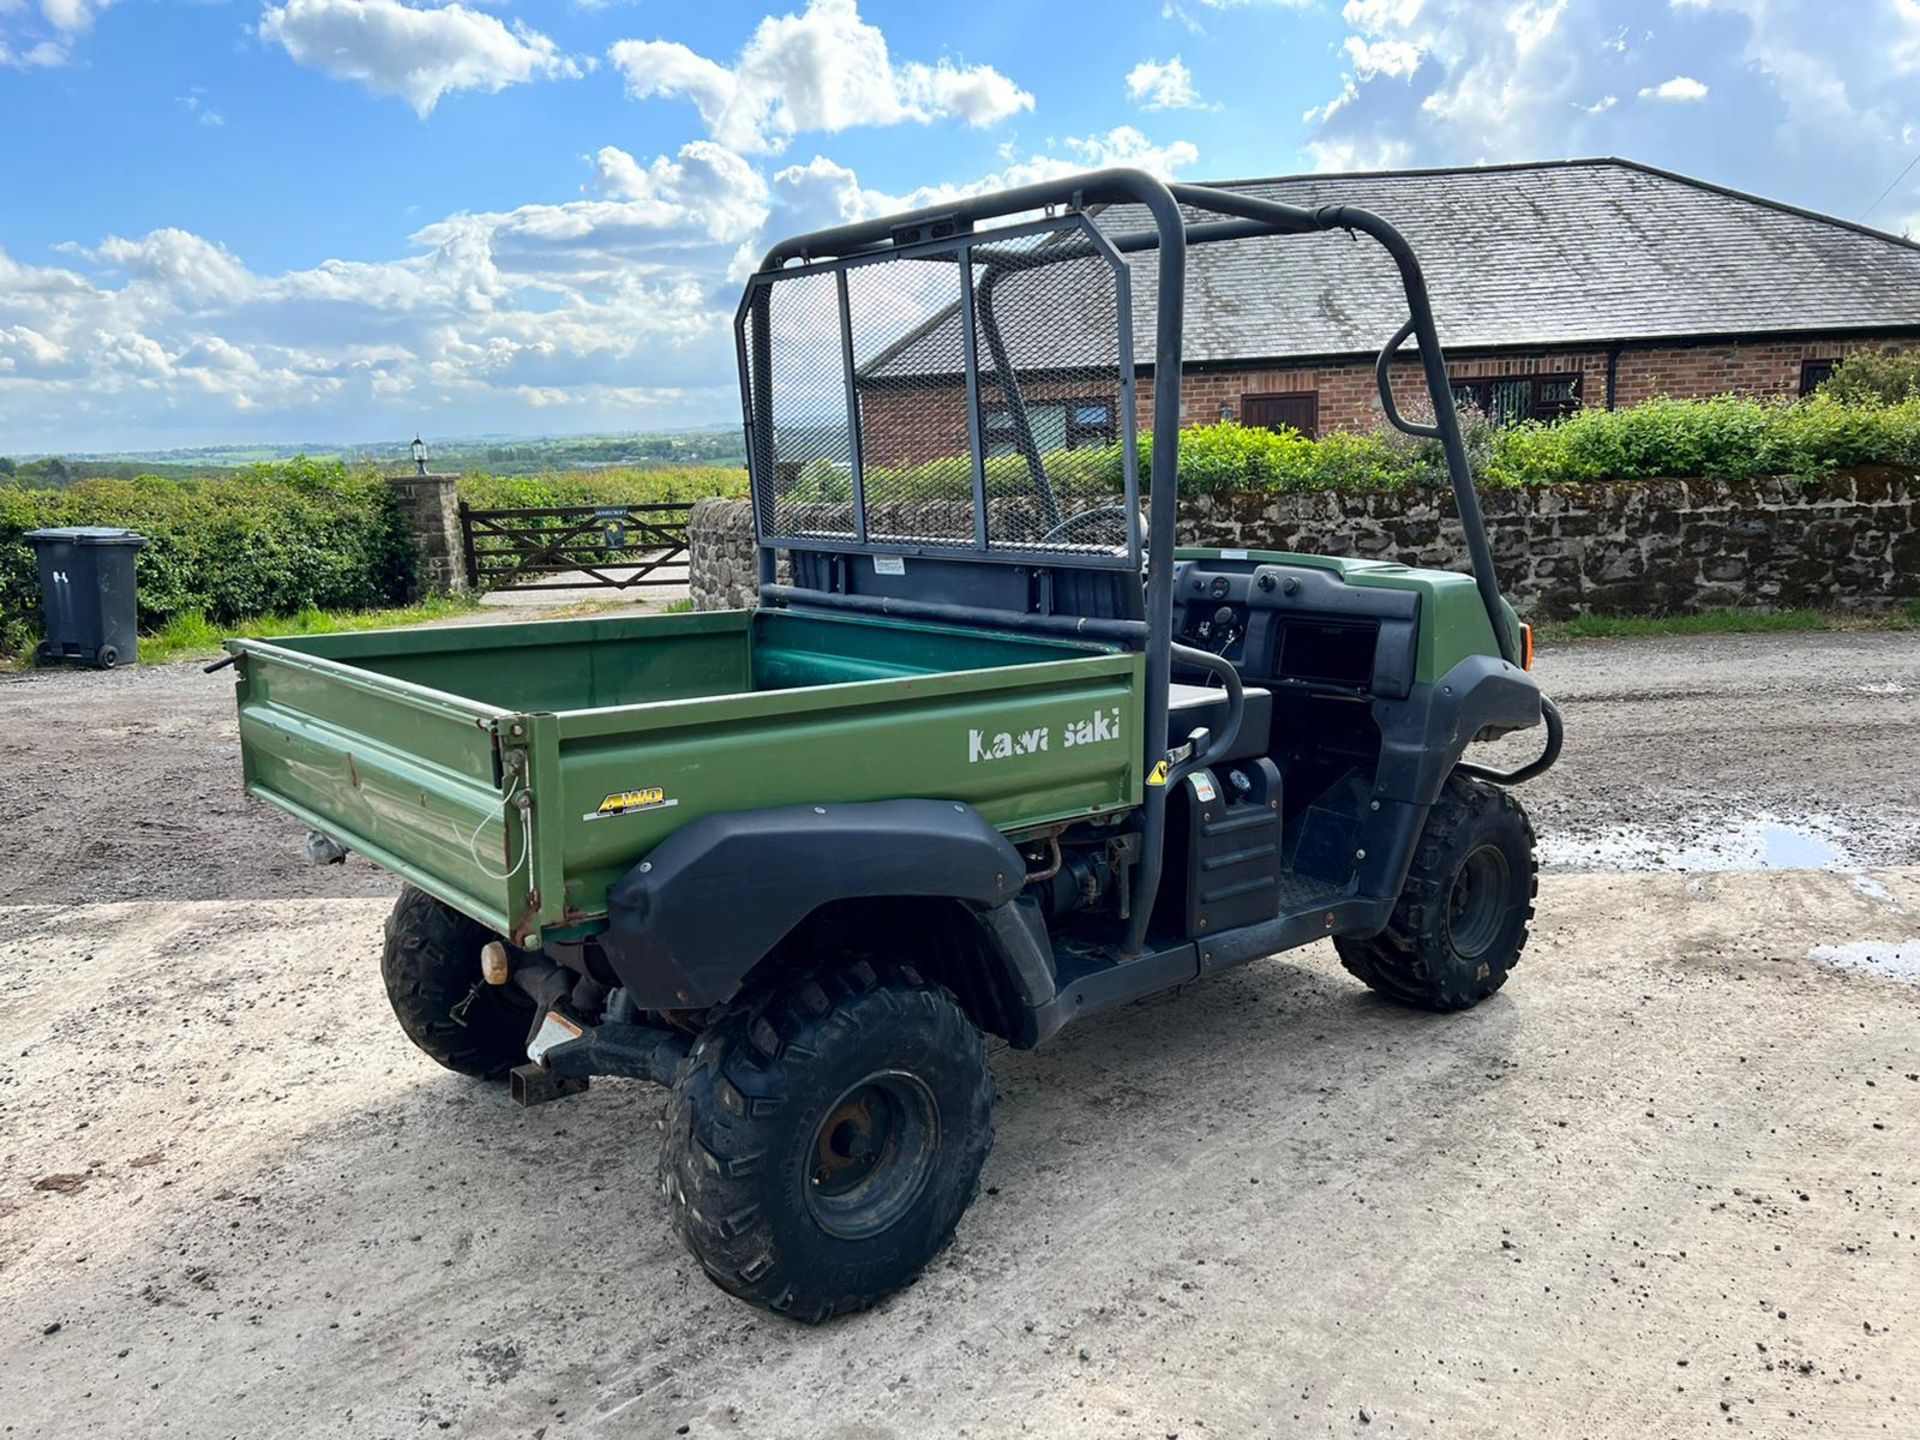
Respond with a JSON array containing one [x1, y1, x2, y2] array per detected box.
[[1241, 392, 1319, 438]]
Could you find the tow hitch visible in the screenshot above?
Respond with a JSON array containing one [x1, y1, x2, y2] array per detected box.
[[504, 959, 690, 1108]]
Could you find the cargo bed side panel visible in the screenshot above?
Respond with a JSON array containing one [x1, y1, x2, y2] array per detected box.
[[549, 653, 1143, 920]]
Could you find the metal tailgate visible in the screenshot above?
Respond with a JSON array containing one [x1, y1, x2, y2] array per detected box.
[[228, 639, 527, 935]]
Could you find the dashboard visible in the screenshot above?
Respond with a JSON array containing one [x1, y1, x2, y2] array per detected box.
[[1170, 556, 1421, 700]]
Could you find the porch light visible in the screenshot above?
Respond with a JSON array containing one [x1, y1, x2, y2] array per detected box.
[[411, 436, 428, 475]]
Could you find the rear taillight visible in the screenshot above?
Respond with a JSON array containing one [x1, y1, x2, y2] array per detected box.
[[1520, 623, 1535, 671]]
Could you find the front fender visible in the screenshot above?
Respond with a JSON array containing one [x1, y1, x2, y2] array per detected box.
[[598, 799, 1025, 1008]]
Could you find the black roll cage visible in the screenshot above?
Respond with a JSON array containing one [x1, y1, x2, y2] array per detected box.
[[740, 167, 1520, 955]]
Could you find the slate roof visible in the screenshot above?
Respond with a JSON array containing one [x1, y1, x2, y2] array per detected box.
[[862, 158, 1920, 380]]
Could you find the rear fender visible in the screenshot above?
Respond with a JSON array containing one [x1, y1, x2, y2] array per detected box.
[[598, 799, 1028, 1009], [1371, 654, 1544, 808], [1349, 654, 1547, 905]]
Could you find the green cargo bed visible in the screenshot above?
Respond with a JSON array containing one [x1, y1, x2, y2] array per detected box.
[[229, 608, 1144, 946]]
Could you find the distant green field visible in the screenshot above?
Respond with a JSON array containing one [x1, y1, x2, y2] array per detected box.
[[4, 427, 746, 484]]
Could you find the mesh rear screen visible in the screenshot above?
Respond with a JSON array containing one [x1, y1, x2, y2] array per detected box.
[[740, 215, 1138, 564], [762, 269, 856, 539], [969, 231, 1129, 553], [847, 255, 975, 546]]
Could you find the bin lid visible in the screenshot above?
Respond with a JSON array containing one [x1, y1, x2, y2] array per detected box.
[[23, 526, 148, 547]]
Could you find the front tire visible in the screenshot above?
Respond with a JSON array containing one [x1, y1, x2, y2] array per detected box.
[[1336, 775, 1537, 1011], [660, 962, 994, 1322], [380, 885, 532, 1078]]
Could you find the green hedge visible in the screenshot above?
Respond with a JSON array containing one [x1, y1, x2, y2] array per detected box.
[[1481, 395, 1920, 485], [456, 466, 747, 509], [453, 398, 1920, 518], [0, 458, 411, 656], [783, 395, 1920, 505], [1817, 351, 1920, 406], [1134, 422, 1412, 493], [1148, 396, 1920, 493]]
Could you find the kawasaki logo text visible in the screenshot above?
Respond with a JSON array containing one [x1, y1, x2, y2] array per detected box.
[[967, 705, 1122, 764]]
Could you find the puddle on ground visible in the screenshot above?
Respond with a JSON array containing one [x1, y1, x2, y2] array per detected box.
[[1542, 814, 1857, 873], [1541, 812, 1908, 910], [1547, 813, 1920, 983], [1807, 940, 1920, 984]]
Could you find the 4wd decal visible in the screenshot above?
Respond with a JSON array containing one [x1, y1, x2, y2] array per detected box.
[[584, 786, 679, 821], [968, 705, 1122, 764]]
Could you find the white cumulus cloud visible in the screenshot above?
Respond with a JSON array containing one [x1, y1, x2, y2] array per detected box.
[[0, 102, 1207, 447], [1342, 35, 1422, 80], [1126, 56, 1203, 110], [587, 140, 772, 244], [1638, 74, 1708, 102], [607, 0, 1032, 154], [40, 0, 109, 32], [0, 135, 781, 447], [1295, 0, 1916, 211], [757, 127, 1200, 251], [89, 228, 257, 303], [258, 0, 584, 118], [0, 323, 68, 372], [1, 0, 112, 66]]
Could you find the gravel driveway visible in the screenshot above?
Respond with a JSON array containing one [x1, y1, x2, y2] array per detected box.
[[0, 628, 1915, 1438]]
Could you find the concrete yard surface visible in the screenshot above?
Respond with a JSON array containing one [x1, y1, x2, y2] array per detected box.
[[2, 867, 1915, 1439]]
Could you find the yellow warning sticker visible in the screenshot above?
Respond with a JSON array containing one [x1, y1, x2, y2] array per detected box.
[[1146, 759, 1171, 787], [584, 786, 678, 821]]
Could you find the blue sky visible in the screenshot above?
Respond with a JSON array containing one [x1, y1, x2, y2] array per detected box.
[[2, 0, 1917, 452]]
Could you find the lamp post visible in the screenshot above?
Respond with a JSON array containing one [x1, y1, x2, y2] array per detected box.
[[411, 436, 427, 476]]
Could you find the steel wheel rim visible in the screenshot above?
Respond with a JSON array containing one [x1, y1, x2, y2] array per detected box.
[[804, 1070, 939, 1241], [1447, 844, 1511, 960]]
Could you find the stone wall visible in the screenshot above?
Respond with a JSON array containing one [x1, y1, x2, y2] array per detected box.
[[689, 469, 1920, 621], [687, 495, 762, 610], [387, 472, 468, 598]]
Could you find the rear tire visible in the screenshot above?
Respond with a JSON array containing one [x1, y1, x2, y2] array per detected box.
[[380, 885, 531, 1079], [1336, 775, 1536, 1011], [660, 962, 994, 1322]]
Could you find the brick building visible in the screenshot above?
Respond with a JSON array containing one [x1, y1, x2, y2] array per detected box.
[[850, 158, 1920, 467]]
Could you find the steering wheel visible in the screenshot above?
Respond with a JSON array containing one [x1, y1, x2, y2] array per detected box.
[[1037, 504, 1143, 548]]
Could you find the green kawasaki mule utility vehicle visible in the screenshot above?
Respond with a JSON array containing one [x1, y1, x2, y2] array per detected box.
[[226, 169, 1562, 1321]]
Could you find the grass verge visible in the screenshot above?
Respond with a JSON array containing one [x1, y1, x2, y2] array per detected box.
[[1537, 601, 1920, 643], [132, 595, 482, 665]]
